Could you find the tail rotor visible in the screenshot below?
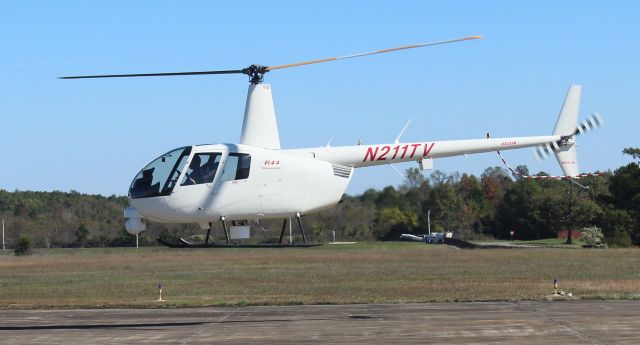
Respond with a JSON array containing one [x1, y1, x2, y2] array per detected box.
[[534, 111, 604, 161]]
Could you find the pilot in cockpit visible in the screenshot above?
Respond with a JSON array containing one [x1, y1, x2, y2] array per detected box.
[[184, 155, 203, 185], [182, 153, 220, 186]]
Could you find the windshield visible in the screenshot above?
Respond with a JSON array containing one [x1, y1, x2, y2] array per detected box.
[[129, 146, 192, 199]]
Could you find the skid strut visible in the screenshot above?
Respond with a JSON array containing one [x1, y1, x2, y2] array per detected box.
[[220, 217, 231, 244], [204, 222, 213, 245], [296, 212, 308, 244], [164, 215, 318, 248], [279, 219, 288, 244]]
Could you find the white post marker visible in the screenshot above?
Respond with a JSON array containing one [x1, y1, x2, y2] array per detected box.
[[136, 233, 139, 248], [157, 283, 164, 301], [333, 230, 336, 244]]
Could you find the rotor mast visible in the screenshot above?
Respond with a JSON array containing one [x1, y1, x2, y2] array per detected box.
[[240, 83, 280, 149]]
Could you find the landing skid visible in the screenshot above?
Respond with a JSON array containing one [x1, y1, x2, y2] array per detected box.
[[157, 237, 320, 248], [158, 213, 314, 248]]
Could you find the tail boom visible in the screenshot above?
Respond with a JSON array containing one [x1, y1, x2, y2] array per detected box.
[[284, 85, 597, 179], [284, 135, 560, 168]]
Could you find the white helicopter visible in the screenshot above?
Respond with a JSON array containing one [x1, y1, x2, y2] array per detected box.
[[63, 36, 602, 246]]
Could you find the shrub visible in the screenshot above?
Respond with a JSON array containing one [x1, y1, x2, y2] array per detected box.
[[581, 226, 604, 245], [14, 235, 32, 256]]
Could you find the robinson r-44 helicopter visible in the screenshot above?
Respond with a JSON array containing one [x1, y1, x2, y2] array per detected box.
[[63, 36, 602, 246]]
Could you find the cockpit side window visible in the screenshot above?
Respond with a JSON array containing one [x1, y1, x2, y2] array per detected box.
[[180, 153, 222, 186], [220, 153, 251, 182]]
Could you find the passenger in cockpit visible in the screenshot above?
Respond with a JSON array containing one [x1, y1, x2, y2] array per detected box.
[[201, 156, 219, 183]]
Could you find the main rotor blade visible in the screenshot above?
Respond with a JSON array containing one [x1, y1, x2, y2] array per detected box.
[[61, 36, 481, 81], [60, 69, 245, 79], [266, 35, 482, 71]]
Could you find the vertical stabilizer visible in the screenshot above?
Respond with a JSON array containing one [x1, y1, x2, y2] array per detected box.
[[555, 144, 579, 176], [240, 84, 281, 149], [553, 85, 581, 136], [553, 85, 581, 176]]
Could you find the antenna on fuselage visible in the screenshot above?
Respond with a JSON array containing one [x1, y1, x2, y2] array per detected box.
[[394, 119, 412, 144]]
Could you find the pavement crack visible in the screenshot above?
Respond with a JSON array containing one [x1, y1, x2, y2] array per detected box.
[[516, 302, 609, 345], [179, 308, 239, 345], [216, 308, 238, 323]]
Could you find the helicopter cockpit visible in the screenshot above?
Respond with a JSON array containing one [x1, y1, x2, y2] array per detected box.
[[129, 147, 192, 199], [129, 146, 252, 200]]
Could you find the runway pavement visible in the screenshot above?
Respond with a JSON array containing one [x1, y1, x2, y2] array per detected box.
[[1, 301, 639, 344]]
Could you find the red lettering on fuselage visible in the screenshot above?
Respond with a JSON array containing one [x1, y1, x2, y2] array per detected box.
[[363, 143, 436, 162], [364, 146, 379, 161], [410, 143, 421, 157], [423, 142, 435, 157], [377, 146, 391, 160]]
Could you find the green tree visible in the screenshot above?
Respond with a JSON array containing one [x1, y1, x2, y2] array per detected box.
[[623, 147, 640, 160], [374, 207, 416, 240], [607, 154, 640, 245], [497, 179, 545, 239], [75, 224, 89, 247], [309, 197, 376, 242], [608, 163, 640, 213], [515, 165, 529, 176], [597, 208, 632, 247], [402, 167, 427, 190]]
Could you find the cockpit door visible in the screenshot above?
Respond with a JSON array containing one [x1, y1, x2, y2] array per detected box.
[[208, 152, 261, 217], [167, 152, 222, 213]]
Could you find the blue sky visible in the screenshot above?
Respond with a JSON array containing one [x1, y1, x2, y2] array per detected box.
[[1, 1, 638, 196]]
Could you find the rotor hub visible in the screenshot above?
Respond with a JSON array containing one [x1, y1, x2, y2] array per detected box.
[[242, 64, 269, 84]]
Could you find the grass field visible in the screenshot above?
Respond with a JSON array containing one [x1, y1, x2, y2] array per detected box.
[[1, 243, 639, 309]]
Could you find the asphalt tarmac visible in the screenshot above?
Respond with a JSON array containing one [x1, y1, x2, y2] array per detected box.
[[1, 301, 638, 344]]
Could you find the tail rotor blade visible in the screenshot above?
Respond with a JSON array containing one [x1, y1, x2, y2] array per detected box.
[[534, 142, 555, 161], [592, 111, 604, 127], [534, 147, 546, 161], [574, 111, 604, 136], [535, 111, 604, 161]]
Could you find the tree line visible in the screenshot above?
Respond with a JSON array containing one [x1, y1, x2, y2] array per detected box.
[[1, 149, 638, 249]]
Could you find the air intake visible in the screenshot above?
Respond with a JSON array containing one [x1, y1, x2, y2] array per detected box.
[[332, 164, 352, 178]]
